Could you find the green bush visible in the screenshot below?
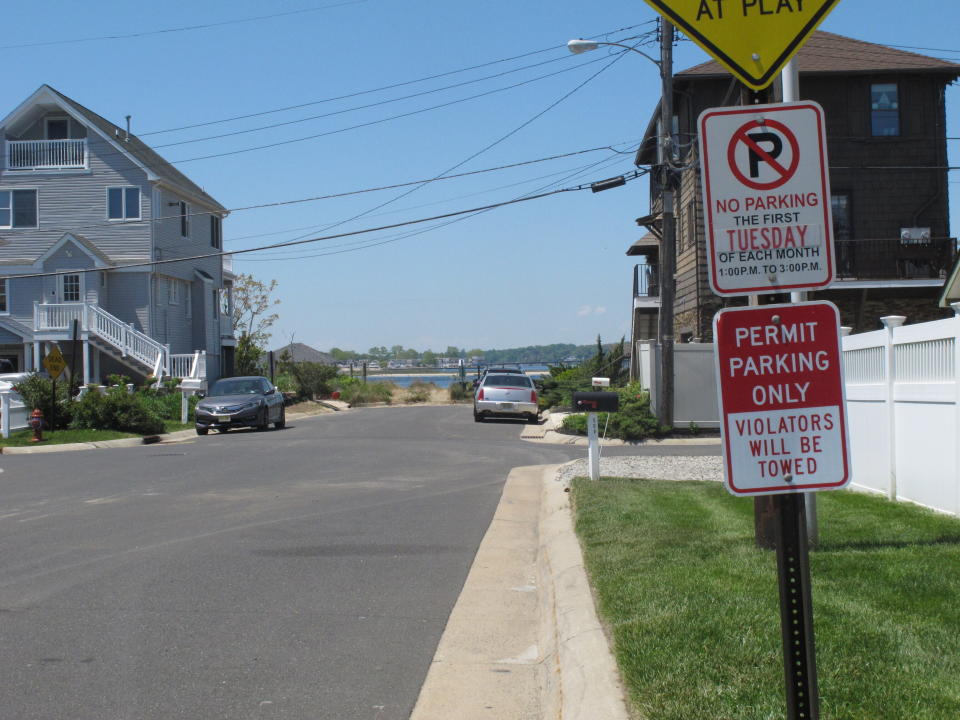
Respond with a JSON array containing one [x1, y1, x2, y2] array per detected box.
[[280, 361, 340, 399], [448, 381, 473, 402], [404, 381, 435, 403], [15, 374, 74, 429], [561, 383, 664, 441], [334, 377, 394, 405], [71, 386, 166, 435]]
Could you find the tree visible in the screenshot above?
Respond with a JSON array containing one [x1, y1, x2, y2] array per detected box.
[[232, 273, 280, 376], [421, 350, 436, 366], [445, 346, 462, 358]]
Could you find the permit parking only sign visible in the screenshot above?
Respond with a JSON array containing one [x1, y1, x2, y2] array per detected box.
[[714, 301, 850, 496], [699, 101, 834, 296]]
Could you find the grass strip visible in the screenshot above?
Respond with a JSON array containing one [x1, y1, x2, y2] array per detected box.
[[572, 478, 960, 720], [0, 427, 138, 447]]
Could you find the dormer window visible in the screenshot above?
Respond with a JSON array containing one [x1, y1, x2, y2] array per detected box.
[[45, 116, 70, 140]]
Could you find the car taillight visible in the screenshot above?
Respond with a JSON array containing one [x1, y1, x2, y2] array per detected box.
[[477, 388, 484, 400], [531, 390, 537, 404]]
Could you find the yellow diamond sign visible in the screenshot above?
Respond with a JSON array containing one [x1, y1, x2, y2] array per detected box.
[[43, 346, 67, 380], [643, 0, 842, 90]]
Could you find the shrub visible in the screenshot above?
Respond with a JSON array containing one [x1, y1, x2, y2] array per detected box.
[[71, 385, 165, 435], [335, 378, 394, 406], [449, 381, 473, 402], [404, 381, 435, 403], [560, 383, 664, 441], [281, 361, 340, 399], [15, 374, 74, 429]]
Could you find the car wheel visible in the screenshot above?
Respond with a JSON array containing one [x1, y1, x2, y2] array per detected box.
[[527, 413, 539, 424], [257, 407, 270, 431], [275, 406, 286, 429], [474, 409, 483, 423], [196, 427, 208, 436]]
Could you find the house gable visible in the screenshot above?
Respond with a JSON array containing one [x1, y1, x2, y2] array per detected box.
[[33, 233, 109, 270]]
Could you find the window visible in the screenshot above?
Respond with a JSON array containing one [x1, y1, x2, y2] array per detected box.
[[169, 278, 180, 305], [107, 187, 140, 220], [45, 117, 69, 140], [212, 288, 218, 318], [210, 216, 222, 249], [179, 201, 190, 237], [831, 193, 852, 240], [0, 189, 38, 228], [0, 278, 7, 313], [62, 273, 81, 302], [871, 83, 900, 136]]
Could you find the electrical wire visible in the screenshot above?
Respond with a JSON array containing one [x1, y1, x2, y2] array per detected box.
[[0, 1, 367, 51], [8, 173, 642, 281], [141, 22, 657, 137]]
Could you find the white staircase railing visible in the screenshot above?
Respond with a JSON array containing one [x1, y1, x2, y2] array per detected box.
[[169, 350, 207, 380], [35, 303, 168, 377]]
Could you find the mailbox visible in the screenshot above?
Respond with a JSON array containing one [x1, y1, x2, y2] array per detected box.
[[572, 391, 619, 413]]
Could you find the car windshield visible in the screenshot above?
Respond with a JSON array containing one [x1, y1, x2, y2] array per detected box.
[[483, 374, 531, 388], [208, 378, 264, 396]]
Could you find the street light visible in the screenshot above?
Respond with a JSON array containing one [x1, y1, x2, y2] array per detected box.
[[567, 29, 678, 427]]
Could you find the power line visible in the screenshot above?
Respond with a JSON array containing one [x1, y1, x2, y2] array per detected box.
[[32, 141, 638, 240], [240, 153, 637, 261], [266, 37, 644, 252], [0, 1, 367, 51], [7, 175, 641, 281], [141, 22, 656, 137]]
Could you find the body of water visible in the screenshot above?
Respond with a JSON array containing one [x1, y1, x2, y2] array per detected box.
[[360, 365, 550, 389]]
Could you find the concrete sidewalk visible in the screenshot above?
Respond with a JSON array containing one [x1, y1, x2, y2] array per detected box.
[[409, 465, 630, 720]]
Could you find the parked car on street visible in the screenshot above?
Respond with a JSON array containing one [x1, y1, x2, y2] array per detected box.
[[473, 372, 539, 423], [195, 376, 286, 435]]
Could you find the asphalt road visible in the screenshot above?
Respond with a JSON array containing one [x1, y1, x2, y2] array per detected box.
[[0, 406, 719, 719]]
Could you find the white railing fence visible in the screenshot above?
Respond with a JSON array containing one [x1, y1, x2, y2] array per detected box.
[[635, 305, 960, 516], [6, 139, 87, 170]]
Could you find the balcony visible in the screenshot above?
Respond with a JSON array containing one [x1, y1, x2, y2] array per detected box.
[[6, 138, 87, 171], [633, 263, 660, 298], [834, 237, 957, 282]]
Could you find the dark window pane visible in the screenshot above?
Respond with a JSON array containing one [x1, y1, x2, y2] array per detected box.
[[47, 118, 68, 139], [0, 191, 9, 227], [125, 188, 140, 219], [12, 190, 36, 227], [108, 188, 123, 219]]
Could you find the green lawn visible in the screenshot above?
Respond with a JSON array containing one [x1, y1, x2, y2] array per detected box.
[[572, 478, 960, 720], [0, 427, 138, 447]]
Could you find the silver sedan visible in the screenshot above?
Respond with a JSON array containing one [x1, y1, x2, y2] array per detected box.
[[473, 373, 539, 423]]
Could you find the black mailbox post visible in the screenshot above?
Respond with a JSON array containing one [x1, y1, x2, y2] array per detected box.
[[572, 391, 620, 413]]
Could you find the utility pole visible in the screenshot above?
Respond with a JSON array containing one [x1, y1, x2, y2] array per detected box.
[[656, 19, 676, 427]]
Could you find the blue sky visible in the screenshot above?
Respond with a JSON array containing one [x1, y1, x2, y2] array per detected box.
[[5, 1, 959, 353]]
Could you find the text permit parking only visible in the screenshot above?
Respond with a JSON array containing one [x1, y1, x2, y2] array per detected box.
[[699, 101, 834, 296], [713, 301, 850, 495]]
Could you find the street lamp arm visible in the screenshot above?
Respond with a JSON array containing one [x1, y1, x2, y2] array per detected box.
[[566, 39, 661, 71]]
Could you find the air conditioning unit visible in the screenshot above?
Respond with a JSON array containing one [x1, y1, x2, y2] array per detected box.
[[900, 227, 931, 244]]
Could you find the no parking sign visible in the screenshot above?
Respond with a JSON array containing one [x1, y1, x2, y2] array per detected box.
[[699, 101, 835, 296]]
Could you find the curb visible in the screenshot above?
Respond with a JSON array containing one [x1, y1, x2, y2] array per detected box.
[[539, 465, 631, 720], [409, 465, 630, 719]]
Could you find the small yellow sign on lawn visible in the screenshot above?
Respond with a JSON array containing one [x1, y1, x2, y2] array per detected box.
[[43, 346, 67, 380], [643, 0, 842, 90]]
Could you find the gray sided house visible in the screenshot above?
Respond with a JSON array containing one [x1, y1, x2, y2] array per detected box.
[[0, 85, 236, 384]]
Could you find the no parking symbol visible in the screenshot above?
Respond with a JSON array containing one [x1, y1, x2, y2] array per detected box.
[[727, 118, 800, 191], [698, 101, 835, 296]]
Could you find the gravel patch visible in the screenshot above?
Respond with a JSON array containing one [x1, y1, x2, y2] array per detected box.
[[555, 455, 724, 485]]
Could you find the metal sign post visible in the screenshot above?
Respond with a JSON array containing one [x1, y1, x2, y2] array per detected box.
[[774, 493, 819, 719]]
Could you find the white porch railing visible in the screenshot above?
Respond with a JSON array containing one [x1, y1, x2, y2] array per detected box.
[[169, 351, 207, 380], [6, 139, 87, 170]]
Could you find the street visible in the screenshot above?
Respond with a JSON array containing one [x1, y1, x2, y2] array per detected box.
[[0, 406, 716, 719]]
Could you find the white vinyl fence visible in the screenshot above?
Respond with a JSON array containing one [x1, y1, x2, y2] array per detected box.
[[637, 305, 960, 516]]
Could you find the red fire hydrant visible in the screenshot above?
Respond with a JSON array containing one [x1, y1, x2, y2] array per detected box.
[[29, 408, 45, 443]]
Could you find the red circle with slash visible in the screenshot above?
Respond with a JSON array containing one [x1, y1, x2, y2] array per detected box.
[[726, 118, 800, 191]]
